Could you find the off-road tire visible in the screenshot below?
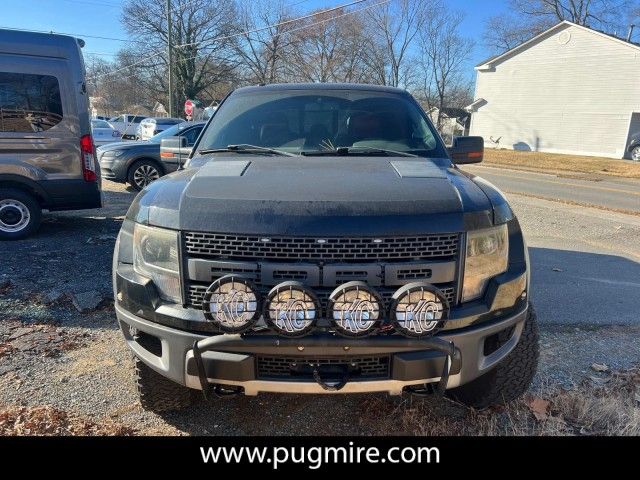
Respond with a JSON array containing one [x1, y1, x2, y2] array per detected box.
[[0, 188, 42, 240], [449, 305, 539, 409], [134, 356, 197, 412]]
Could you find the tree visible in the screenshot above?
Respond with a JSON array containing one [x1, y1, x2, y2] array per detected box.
[[85, 54, 155, 115], [484, 0, 638, 53], [419, 6, 474, 130], [233, 0, 295, 84], [120, 0, 238, 114], [287, 7, 378, 83], [366, 0, 428, 87]]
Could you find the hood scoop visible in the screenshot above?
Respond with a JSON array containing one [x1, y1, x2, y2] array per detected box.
[[390, 160, 447, 178], [198, 160, 251, 177]]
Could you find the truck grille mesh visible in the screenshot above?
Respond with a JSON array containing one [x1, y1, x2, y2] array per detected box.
[[184, 232, 459, 261], [256, 355, 390, 379]]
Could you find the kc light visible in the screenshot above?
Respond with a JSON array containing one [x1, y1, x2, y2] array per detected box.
[[391, 282, 448, 337], [328, 281, 383, 337], [462, 224, 509, 302], [133, 223, 181, 303], [202, 275, 261, 333], [265, 282, 319, 337]]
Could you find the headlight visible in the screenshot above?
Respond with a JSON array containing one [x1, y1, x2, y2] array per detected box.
[[133, 224, 181, 303], [102, 149, 126, 157], [462, 224, 509, 302]]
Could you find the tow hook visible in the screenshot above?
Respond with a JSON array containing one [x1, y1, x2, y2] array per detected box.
[[312, 365, 349, 391]]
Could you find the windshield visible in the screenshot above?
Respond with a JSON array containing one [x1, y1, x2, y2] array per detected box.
[[147, 122, 191, 142], [196, 89, 446, 157], [92, 119, 110, 128], [156, 118, 182, 125]]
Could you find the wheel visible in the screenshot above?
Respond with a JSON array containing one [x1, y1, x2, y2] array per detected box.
[[0, 188, 42, 240], [449, 305, 539, 409], [134, 356, 197, 412], [127, 160, 162, 191], [631, 146, 640, 162]]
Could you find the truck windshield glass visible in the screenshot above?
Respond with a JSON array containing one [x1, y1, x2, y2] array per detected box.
[[197, 90, 446, 157]]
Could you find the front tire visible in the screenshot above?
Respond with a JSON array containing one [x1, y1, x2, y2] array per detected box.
[[449, 305, 539, 409], [0, 188, 42, 240], [134, 356, 197, 413], [631, 146, 640, 162], [127, 160, 162, 191]]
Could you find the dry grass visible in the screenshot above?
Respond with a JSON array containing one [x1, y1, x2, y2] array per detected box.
[[0, 405, 137, 436], [359, 368, 639, 436], [483, 149, 640, 179]]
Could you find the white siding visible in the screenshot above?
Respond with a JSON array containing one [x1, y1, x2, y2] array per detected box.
[[470, 24, 640, 158]]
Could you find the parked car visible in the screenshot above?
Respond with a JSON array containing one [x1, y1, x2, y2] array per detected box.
[[113, 83, 538, 413], [137, 117, 183, 141], [626, 132, 640, 161], [97, 121, 205, 190], [91, 119, 121, 146], [107, 114, 146, 140], [0, 28, 101, 240]]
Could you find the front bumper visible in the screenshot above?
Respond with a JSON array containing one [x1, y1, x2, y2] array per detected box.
[[98, 156, 128, 182], [116, 302, 528, 396]]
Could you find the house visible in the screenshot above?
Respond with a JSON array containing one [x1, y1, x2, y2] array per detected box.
[[427, 107, 471, 144], [152, 102, 168, 117], [467, 21, 640, 159], [89, 96, 108, 117]]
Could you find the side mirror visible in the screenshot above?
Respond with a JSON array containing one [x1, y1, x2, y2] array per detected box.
[[447, 136, 484, 164], [160, 136, 188, 149]]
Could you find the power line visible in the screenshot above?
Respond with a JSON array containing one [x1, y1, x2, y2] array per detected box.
[[93, 0, 374, 79], [182, 0, 390, 60], [93, 0, 390, 83], [39, 0, 124, 8], [175, 0, 370, 49], [85, 51, 120, 56], [0, 25, 131, 43]]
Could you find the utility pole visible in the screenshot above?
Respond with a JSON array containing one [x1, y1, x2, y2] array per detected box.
[[166, 0, 174, 117]]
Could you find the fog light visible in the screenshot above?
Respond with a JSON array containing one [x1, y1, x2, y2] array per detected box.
[[391, 282, 448, 337], [264, 281, 319, 337], [328, 281, 383, 337], [202, 275, 261, 333]]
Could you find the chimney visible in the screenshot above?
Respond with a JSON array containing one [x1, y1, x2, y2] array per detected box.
[[627, 24, 635, 42]]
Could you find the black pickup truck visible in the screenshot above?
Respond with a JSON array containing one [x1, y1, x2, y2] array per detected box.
[[113, 83, 538, 412]]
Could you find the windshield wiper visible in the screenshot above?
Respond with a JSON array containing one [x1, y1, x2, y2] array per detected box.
[[301, 146, 417, 157], [198, 144, 296, 156]]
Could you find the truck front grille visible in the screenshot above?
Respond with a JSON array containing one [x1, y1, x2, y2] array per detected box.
[[256, 355, 390, 380], [184, 232, 459, 262], [188, 283, 456, 310]]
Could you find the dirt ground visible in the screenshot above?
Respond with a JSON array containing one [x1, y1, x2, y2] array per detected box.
[[0, 180, 638, 436]]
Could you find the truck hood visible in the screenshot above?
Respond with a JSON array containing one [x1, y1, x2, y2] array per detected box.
[[129, 156, 501, 235]]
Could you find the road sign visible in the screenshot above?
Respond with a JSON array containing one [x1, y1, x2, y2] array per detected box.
[[184, 99, 194, 116]]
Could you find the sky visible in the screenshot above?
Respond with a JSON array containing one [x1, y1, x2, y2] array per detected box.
[[0, 0, 510, 72]]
